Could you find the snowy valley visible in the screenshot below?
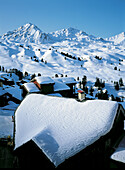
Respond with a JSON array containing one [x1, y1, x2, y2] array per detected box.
[[0, 23, 125, 104]]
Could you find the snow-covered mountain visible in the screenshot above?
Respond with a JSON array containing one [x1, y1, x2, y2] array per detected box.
[[0, 23, 125, 85], [49, 27, 96, 42], [1, 23, 50, 43], [107, 32, 125, 46], [1, 23, 104, 44]]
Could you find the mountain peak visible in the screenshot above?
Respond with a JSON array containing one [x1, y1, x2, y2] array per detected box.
[[1, 23, 51, 44], [120, 32, 125, 37], [67, 27, 80, 32], [19, 23, 42, 33], [49, 27, 88, 42], [108, 31, 125, 45]]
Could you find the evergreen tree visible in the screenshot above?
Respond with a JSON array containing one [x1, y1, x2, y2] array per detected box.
[[2, 66, 4, 72], [114, 82, 119, 90], [82, 75, 87, 87], [110, 94, 115, 101], [89, 86, 94, 96], [41, 58, 44, 62], [31, 74, 36, 80], [38, 73, 41, 77], [55, 74, 58, 78], [119, 78, 124, 86], [95, 77, 100, 87], [24, 71, 28, 77], [77, 77, 79, 81]]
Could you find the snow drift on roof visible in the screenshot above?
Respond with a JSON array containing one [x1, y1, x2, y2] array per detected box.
[[35, 76, 55, 85], [15, 94, 118, 167], [54, 77, 77, 84], [54, 81, 70, 92], [23, 82, 40, 93]]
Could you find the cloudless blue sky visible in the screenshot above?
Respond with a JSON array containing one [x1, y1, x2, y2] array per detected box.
[[0, 0, 125, 38]]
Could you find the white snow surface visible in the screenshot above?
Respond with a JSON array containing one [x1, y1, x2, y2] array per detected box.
[[111, 135, 125, 163], [23, 82, 40, 93], [15, 94, 118, 167], [35, 76, 55, 85], [111, 147, 125, 163], [54, 81, 70, 92]]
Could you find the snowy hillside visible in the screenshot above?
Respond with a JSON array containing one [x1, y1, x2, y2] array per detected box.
[[0, 23, 125, 85]]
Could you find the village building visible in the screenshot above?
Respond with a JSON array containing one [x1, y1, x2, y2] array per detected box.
[[53, 77, 77, 97], [31, 76, 55, 94], [0, 74, 14, 86], [14, 94, 125, 168], [22, 76, 77, 98], [22, 82, 40, 98], [77, 89, 86, 101], [53, 80, 70, 97], [0, 87, 12, 107]]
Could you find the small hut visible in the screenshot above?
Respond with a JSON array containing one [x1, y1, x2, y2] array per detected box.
[[78, 90, 85, 101]]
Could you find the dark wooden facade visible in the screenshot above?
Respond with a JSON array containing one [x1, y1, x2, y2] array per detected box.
[[66, 83, 76, 97], [0, 94, 8, 107], [40, 84, 54, 94], [14, 104, 125, 168], [0, 93, 12, 107]]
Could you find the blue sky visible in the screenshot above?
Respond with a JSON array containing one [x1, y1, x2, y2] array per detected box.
[[0, 0, 124, 38]]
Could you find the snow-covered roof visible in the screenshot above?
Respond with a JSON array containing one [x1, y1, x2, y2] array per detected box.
[[111, 148, 125, 164], [54, 81, 70, 92], [111, 136, 125, 163], [5, 85, 22, 100], [54, 77, 77, 84], [77, 89, 84, 93], [34, 76, 55, 85], [23, 82, 40, 93], [15, 94, 118, 167], [48, 93, 62, 97]]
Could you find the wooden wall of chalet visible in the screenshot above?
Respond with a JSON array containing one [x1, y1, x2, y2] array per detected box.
[[41, 84, 54, 94], [15, 140, 55, 169], [0, 95, 8, 107], [66, 84, 76, 97], [22, 87, 28, 98], [57, 90, 70, 98]]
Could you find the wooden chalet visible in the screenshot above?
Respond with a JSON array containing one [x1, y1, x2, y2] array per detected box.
[[53, 77, 77, 97], [0, 75, 14, 86], [22, 76, 77, 98], [32, 76, 55, 94], [14, 95, 125, 168], [53, 80, 70, 97], [0, 88, 12, 107], [22, 82, 40, 98]]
